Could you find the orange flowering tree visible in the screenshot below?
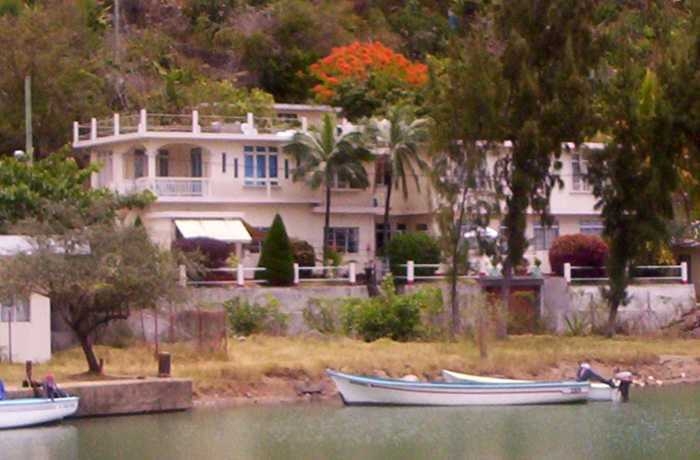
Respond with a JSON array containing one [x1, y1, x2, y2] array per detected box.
[[309, 42, 428, 119]]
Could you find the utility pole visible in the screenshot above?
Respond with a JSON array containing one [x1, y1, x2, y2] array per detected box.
[[24, 75, 33, 163], [114, 0, 121, 66]]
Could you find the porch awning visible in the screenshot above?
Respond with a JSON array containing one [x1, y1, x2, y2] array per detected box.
[[175, 219, 252, 243]]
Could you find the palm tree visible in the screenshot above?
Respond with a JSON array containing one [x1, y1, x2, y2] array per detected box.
[[367, 106, 429, 258], [284, 114, 372, 265]]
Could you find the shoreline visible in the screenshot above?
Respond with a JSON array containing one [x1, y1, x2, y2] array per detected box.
[[191, 356, 700, 408]]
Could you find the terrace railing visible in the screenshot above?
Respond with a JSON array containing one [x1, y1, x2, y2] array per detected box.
[[74, 109, 309, 144]]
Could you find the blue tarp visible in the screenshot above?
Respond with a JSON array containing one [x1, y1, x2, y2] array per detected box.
[[0, 379, 5, 400]]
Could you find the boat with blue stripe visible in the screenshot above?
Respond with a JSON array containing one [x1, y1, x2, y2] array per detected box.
[[327, 370, 589, 406]]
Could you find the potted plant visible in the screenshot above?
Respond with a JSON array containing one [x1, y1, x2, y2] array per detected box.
[[531, 258, 542, 278]]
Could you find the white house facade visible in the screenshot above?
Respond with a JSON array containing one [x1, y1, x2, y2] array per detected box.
[[73, 104, 605, 274]]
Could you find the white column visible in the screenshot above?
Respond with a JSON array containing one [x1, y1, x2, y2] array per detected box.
[[139, 109, 147, 133], [301, 116, 308, 132], [237, 265, 245, 287], [246, 112, 254, 128], [407, 260, 415, 284], [349, 262, 356, 284], [90, 118, 97, 140], [681, 262, 688, 283], [564, 263, 572, 283], [73, 121, 79, 145], [146, 148, 157, 191], [293, 263, 300, 285], [192, 110, 200, 134], [90, 151, 99, 188], [113, 151, 124, 192], [113, 113, 120, 136]]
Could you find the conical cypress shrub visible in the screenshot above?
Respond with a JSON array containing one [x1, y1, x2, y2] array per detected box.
[[256, 214, 294, 286]]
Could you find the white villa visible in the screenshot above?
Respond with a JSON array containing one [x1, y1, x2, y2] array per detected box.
[[72, 104, 607, 273]]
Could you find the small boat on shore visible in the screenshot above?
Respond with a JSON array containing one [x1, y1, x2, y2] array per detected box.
[[441, 370, 620, 402], [327, 370, 589, 406], [0, 397, 80, 429]]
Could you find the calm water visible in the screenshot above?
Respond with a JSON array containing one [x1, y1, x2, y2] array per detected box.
[[1, 386, 699, 460]]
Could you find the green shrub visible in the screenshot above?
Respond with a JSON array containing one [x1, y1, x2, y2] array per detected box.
[[386, 232, 440, 280], [256, 214, 295, 286], [343, 276, 422, 342], [224, 296, 288, 336]]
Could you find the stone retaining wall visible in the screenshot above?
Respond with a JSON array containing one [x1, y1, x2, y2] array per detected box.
[[7, 378, 193, 417]]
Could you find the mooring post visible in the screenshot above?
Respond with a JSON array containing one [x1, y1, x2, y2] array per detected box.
[[158, 352, 171, 378]]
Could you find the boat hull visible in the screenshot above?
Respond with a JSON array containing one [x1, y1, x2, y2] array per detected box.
[[328, 371, 589, 406], [0, 398, 80, 430], [441, 370, 619, 402]]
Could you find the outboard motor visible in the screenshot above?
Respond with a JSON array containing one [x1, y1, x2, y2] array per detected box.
[[614, 371, 633, 402]]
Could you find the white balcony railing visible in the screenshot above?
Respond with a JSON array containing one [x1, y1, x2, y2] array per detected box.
[[130, 177, 210, 197], [73, 109, 309, 144]]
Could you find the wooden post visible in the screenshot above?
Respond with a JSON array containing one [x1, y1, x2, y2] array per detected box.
[[197, 305, 203, 349], [154, 306, 159, 356], [169, 303, 175, 343], [157, 352, 171, 378], [7, 305, 13, 364], [25, 361, 41, 397]]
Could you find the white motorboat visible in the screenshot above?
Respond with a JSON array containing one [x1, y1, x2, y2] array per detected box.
[[0, 397, 80, 429], [441, 370, 620, 402], [327, 370, 589, 406]]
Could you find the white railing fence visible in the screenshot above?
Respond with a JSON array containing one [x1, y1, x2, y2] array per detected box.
[[181, 265, 266, 287], [180, 263, 358, 287], [74, 109, 310, 144], [563, 262, 688, 284], [293, 262, 356, 284], [396, 261, 480, 283]]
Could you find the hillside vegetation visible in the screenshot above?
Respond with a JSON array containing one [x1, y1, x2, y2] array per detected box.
[[0, 0, 693, 154]]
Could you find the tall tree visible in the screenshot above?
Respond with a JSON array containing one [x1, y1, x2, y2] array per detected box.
[[284, 114, 372, 264], [366, 105, 429, 258], [426, 37, 504, 342], [589, 62, 682, 337], [493, 1, 601, 332]]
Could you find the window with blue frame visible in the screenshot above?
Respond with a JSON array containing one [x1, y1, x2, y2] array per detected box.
[[244, 146, 279, 186]]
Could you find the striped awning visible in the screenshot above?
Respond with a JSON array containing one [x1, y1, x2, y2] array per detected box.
[[174, 219, 252, 243]]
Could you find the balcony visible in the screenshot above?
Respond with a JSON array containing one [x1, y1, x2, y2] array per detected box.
[[126, 177, 210, 197]]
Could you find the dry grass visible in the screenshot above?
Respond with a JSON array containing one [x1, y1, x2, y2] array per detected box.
[[1, 335, 699, 396]]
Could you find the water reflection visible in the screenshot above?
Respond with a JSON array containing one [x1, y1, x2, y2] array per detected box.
[[2, 386, 699, 459], [0, 424, 78, 460]]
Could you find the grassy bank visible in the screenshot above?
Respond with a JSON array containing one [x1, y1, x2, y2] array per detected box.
[[1, 335, 699, 398]]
